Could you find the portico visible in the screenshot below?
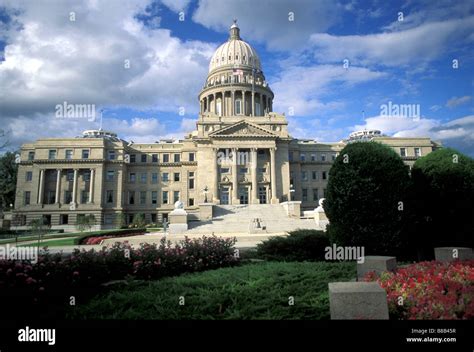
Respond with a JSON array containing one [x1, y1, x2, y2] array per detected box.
[[207, 145, 276, 205]]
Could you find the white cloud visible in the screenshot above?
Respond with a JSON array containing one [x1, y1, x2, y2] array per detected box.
[[353, 114, 474, 156], [271, 64, 386, 116], [0, 0, 214, 120], [309, 17, 474, 67], [0, 113, 198, 150], [161, 0, 192, 13], [430, 105, 442, 112], [446, 95, 472, 108], [192, 0, 339, 50]]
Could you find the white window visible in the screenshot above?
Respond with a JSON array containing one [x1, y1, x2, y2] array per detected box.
[[414, 148, 421, 157], [400, 148, 407, 157]]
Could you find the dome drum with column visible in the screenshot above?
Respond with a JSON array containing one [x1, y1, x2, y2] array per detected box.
[[199, 21, 274, 117]]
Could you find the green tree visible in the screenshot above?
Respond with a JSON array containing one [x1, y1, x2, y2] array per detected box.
[[132, 213, 146, 228], [29, 218, 51, 247], [324, 141, 411, 257], [76, 214, 96, 232], [0, 152, 18, 210], [409, 148, 474, 257], [117, 212, 127, 229]]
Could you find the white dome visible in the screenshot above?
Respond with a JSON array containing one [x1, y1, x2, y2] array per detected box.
[[209, 22, 261, 73]]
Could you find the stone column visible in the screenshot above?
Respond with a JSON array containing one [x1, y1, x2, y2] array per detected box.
[[242, 90, 246, 115], [222, 92, 226, 116], [212, 148, 219, 203], [72, 169, 78, 204], [231, 90, 235, 116], [251, 92, 255, 116], [89, 168, 95, 203], [55, 169, 61, 204], [251, 148, 259, 204], [117, 169, 123, 207], [232, 148, 239, 204], [270, 148, 277, 203], [213, 93, 217, 113], [206, 96, 209, 112], [37, 169, 44, 204], [267, 96, 270, 112]]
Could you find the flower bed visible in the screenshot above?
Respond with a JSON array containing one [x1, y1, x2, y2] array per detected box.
[[0, 235, 238, 319], [364, 260, 474, 320], [75, 228, 146, 245]]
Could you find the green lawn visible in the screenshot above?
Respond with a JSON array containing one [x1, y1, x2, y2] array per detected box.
[[18, 237, 78, 247], [68, 261, 356, 320]]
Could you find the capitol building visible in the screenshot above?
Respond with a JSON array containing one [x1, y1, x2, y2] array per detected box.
[[13, 22, 440, 230]]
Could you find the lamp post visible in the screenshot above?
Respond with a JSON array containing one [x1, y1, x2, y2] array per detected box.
[[203, 186, 209, 203]]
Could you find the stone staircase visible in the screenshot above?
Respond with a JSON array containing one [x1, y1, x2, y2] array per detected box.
[[186, 204, 321, 234]]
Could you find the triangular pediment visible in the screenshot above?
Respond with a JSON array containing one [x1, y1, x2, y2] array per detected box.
[[209, 121, 277, 138]]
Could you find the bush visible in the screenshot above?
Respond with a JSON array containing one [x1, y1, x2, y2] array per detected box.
[[256, 229, 329, 261], [409, 148, 474, 258], [364, 260, 474, 319], [0, 235, 239, 319], [324, 142, 411, 257]]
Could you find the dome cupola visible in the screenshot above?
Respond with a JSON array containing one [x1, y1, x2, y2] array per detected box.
[[209, 20, 261, 74], [199, 21, 274, 118]]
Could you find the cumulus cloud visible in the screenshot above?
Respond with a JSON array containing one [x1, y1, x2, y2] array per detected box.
[[353, 115, 474, 156], [192, 0, 339, 50], [0, 112, 198, 150], [0, 0, 214, 119], [309, 17, 474, 67], [161, 0, 192, 13], [271, 64, 386, 116]]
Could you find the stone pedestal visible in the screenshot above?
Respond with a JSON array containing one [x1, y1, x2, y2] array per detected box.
[[329, 282, 389, 320], [357, 256, 397, 279], [281, 201, 301, 218], [198, 203, 213, 221], [169, 201, 188, 234], [314, 209, 328, 230], [434, 247, 473, 262]]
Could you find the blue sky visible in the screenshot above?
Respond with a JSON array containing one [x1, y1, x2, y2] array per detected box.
[[0, 0, 473, 155]]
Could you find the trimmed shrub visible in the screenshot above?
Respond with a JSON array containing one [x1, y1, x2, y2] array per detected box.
[[409, 148, 474, 258], [256, 229, 329, 261], [324, 142, 411, 257]]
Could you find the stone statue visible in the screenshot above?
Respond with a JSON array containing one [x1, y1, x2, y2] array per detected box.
[[318, 198, 325, 209], [174, 200, 184, 210]]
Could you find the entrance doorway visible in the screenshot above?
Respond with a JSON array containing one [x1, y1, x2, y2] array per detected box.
[[220, 187, 229, 205], [258, 187, 267, 204], [239, 187, 249, 204]]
